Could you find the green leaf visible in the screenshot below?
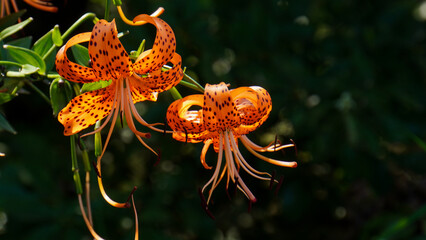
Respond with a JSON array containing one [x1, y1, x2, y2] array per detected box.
[[49, 78, 73, 116], [0, 93, 15, 105], [6, 36, 32, 49], [3, 45, 46, 75], [71, 44, 90, 67], [81, 80, 112, 93], [32, 29, 53, 57], [0, 113, 16, 134], [44, 47, 57, 73], [0, 17, 33, 41], [6, 64, 39, 77], [52, 25, 63, 47], [0, 10, 26, 32]]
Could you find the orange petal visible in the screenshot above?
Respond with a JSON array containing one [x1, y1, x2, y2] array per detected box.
[[167, 94, 210, 142], [132, 15, 176, 74], [56, 32, 98, 83], [140, 52, 183, 92], [58, 84, 116, 136], [127, 74, 158, 103], [88, 19, 131, 80], [203, 82, 240, 132], [231, 86, 272, 135]]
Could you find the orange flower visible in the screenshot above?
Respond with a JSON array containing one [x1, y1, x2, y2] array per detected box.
[[56, 14, 183, 208], [166, 82, 296, 206], [56, 15, 183, 154]]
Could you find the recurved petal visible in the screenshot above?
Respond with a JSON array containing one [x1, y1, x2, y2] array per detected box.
[[58, 83, 116, 136], [88, 19, 131, 80], [203, 82, 240, 132], [128, 74, 158, 103], [132, 15, 176, 74], [167, 94, 210, 142], [55, 32, 97, 83], [231, 86, 272, 135], [140, 52, 183, 92]]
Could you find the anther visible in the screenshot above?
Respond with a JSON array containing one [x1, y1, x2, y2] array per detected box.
[[275, 176, 284, 196], [154, 148, 161, 166], [290, 139, 298, 156], [248, 200, 255, 213], [269, 170, 276, 190], [198, 188, 215, 220], [125, 186, 138, 208]]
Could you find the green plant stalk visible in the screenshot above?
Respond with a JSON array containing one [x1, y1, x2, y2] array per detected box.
[[43, 13, 98, 60], [162, 65, 204, 92], [79, 138, 91, 172], [71, 135, 83, 194], [178, 80, 204, 93], [169, 86, 182, 100], [104, 0, 110, 21], [94, 121, 103, 157], [24, 79, 51, 105]]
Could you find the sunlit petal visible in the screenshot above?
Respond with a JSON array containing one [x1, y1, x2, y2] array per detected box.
[[58, 83, 115, 136], [88, 19, 131, 80], [56, 32, 97, 83]]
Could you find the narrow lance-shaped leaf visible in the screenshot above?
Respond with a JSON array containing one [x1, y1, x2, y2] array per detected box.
[[0, 17, 33, 41], [52, 25, 63, 46], [32, 29, 54, 57], [3, 45, 46, 75], [0, 10, 27, 32]]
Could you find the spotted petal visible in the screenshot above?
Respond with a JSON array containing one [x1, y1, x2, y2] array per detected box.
[[88, 19, 131, 80], [132, 15, 176, 74], [231, 86, 272, 135], [58, 83, 116, 136], [56, 32, 97, 83], [203, 82, 240, 132], [167, 94, 211, 143]]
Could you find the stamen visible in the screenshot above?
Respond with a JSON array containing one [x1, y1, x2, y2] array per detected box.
[[154, 148, 161, 166], [275, 176, 284, 196], [198, 188, 215, 220], [269, 170, 276, 190], [248, 200, 255, 213], [290, 139, 298, 156], [125, 186, 138, 208]]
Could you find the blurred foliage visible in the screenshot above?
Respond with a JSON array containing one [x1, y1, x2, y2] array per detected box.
[[1, 0, 426, 239]]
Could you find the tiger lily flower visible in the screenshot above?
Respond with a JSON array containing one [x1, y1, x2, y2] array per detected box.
[[56, 14, 183, 207], [166, 82, 297, 207]]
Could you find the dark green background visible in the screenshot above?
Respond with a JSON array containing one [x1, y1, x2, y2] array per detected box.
[[1, 0, 426, 239]]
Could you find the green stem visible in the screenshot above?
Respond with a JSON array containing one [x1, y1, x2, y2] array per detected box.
[[42, 13, 98, 60], [162, 65, 204, 92], [104, 0, 110, 21], [71, 135, 83, 195], [169, 86, 182, 100], [79, 138, 92, 172], [178, 80, 204, 93], [24, 79, 51, 105], [62, 13, 98, 40]]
